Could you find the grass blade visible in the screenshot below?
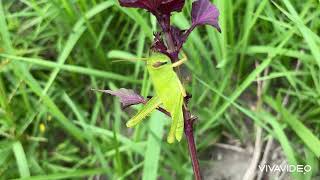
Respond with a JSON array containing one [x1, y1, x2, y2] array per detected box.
[[0, 54, 140, 83], [142, 112, 165, 180], [281, 108, 320, 157], [12, 141, 30, 178], [259, 111, 301, 180]]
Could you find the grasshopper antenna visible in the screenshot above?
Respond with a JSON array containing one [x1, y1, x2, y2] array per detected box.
[[110, 57, 148, 64]]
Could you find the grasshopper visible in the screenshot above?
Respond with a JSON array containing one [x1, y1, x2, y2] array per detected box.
[[126, 53, 187, 143]]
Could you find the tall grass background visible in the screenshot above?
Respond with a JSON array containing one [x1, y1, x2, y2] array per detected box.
[[0, 0, 319, 179]]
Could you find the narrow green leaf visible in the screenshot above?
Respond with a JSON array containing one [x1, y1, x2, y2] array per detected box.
[[281, 108, 320, 157], [142, 112, 165, 180], [116, 7, 153, 39], [0, 54, 140, 83], [259, 111, 301, 180], [12, 141, 30, 178]]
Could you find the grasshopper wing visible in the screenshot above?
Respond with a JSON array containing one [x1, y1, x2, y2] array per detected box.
[[167, 92, 184, 143], [175, 93, 184, 141], [126, 96, 161, 127]]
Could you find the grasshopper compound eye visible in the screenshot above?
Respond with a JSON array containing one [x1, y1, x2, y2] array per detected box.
[[152, 61, 168, 68]]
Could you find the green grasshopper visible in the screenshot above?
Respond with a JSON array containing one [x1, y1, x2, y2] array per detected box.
[[126, 53, 187, 143]]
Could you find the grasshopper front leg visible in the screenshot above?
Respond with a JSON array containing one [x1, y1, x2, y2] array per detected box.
[[172, 52, 187, 68]]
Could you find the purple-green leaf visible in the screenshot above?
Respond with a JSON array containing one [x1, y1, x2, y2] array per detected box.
[[93, 88, 146, 109], [191, 0, 221, 32]]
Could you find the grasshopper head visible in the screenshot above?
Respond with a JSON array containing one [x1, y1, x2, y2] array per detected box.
[[147, 53, 171, 69]]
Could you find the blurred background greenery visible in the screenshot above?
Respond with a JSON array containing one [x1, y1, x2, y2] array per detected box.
[[0, 0, 320, 179]]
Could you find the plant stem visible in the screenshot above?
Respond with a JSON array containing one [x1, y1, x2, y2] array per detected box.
[[160, 22, 202, 179], [184, 107, 201, 180], [186, 126, 201, 180]]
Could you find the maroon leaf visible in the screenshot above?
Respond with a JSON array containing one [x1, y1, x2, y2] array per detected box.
[[119, 0, 155, 13], [157, 0, 185, 15], [93, 88, 146, 109], [119, 0, 185, 15], [191, 0, 221, 32]]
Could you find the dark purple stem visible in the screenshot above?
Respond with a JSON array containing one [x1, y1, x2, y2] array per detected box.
[[157, 15, 179, 62], [171, 50, 201, 180], [186, 124, 201, 180], [154, 94, 201, 180], [158, 17, 201, 178], [183, 105, 201, 180]]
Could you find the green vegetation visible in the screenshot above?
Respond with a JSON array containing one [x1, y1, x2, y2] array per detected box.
[[0, 0, 319, 179]]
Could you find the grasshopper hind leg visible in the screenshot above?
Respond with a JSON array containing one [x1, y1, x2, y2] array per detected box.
[[126, 96, 161, 127]]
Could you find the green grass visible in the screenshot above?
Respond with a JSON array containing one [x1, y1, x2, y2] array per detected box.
[[0, 0, 319, 179]]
